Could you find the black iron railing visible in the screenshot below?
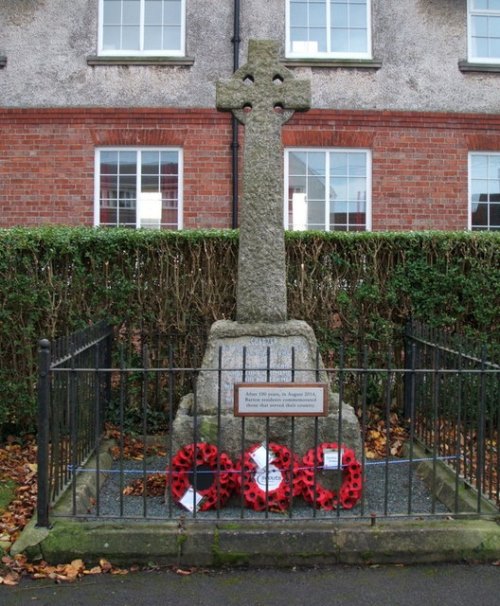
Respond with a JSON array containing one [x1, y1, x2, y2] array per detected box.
[[36, 322, 499, 526], [404, 320, 499, 511], [36, 321, 113, 527]]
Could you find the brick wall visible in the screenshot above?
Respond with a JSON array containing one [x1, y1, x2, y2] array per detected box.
[[1, 108, 500, 231], [285, 110, 500, 231], [0, 109, 233, 229]]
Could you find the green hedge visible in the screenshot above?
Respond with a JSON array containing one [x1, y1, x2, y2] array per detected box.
[[0, 227, 498, 431]]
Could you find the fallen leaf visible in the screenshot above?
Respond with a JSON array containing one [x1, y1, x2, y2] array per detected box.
[[84, 566, 103, 575], [0, 571, 20, 586], [99, 558, 113, 573], [175, 568, 193, 576]]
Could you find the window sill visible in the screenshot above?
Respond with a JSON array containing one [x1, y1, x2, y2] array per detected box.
[[284, 58, 382, 70], [0, 56, 6, 68], [459, 60, 500, 73], [87, 55, 195, 67]]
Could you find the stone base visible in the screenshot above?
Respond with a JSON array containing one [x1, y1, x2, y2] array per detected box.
[[195, 319, 333, 415], [171, 319, 362, 459], [172, 391, 362, 460]]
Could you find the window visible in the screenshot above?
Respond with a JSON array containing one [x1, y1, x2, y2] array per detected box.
[[286, 0, 371, 59], [469, 153, 500, 230], [95, 148, 183, 229], [98, 0, 185, 56], [468, 0, 500, 63], [285, 149, 371, 231]]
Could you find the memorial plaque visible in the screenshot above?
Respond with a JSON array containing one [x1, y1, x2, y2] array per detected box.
[[234, 383, 327, 417]]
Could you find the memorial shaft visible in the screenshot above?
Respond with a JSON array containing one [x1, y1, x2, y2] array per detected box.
[[216, 40, 310, 323]]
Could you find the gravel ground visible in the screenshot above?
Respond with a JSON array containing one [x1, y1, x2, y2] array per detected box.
[[87, 454, 448, 520]]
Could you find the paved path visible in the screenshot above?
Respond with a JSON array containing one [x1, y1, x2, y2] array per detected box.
[[1, 564, 498, 606]]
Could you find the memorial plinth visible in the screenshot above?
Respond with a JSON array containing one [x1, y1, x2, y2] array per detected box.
[[172, 319, 362, 458]]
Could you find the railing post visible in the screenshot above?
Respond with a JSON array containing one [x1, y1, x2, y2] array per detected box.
[[403, 318, 414, 419], [36, 339, 51, 528], [103, 324, 113, 419]]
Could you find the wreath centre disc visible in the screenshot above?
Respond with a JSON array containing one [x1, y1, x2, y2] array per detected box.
[[254, 464, 282, 492], [187, 464, 215, 491], [316, 468, 343, 492]]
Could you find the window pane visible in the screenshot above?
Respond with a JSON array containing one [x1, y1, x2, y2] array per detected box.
[[331, 28, 349, 52], [308, 201, 325, 230], [490, 204, 500, 226], [471, 179, 488, 201], [119, 175, 137, 197], [103, 26, 121, 50], [472, 37, 489, 57], [119, 152, 137, 173], [290, 27, 309, 44], [162, 26, 181, 49], [471, 154, 488, 178], [164, 0, 182, 25], [472, 16, 488, 38], [332, 177, 347, 200], [331, 152, 348, 176], [118, 207, 136, 226], [142, 175, 160, 192], [309, 2, 325, 27], [489, 154, 500, 175], [349, 152, 367, 175], [289, 176, 307, 191], [144, 26, 163, 49], [308, 176, 326, 200], [145, 0, 163, 24], [350, 212, 366, 227], [290, 2, 308, 26], [123, 0, 140, 25], [100, 151, 118, 174], [350, 3, 367, 28], [103, 0, 122, 24], [142, 151, 160, 174], [161, 208, 178, 229], [349, 28, 367, 52], [161, 151, 179, 172], [122, 25, 140, 49], [331, 3, 348, 27], [101, 206, 117, 225], [289, 152, 308, 175], [472, 203, 488, 227], [309, 27, 327, 51], [490, 36, 500, 57], [307, 152, 326, 175], [348, 177, 366, 201]]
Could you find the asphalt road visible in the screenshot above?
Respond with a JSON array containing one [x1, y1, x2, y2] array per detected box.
[[1, 564, 499, 606]]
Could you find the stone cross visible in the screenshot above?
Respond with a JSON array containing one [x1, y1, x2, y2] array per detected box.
[[217, 40, 310, 323]]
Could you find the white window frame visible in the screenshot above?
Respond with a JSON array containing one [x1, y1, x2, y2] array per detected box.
[[94, 147, 183, 229], [284, 148, 372, 232], [467, 0, 500, 63], [285, 0, 372, 60], [98, 0, 186, 56], [468, 151, 500, 231]]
